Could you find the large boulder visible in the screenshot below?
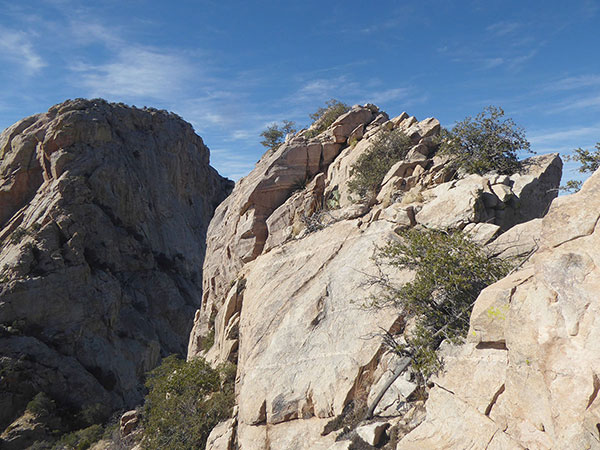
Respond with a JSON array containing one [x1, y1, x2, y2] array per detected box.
[[0, 99, 232, 433], [188, 105, 379, 358], [398, 167, 600, 448]]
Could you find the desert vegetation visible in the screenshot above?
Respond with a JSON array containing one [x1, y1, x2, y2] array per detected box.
[[347, 129, 413, 201], [305, 99, 350, 138], [373, 228, 511, 378], [563, 141, 600, 192], [141, 355, 235, 450], [439, 105, 532, 175], [260, 120, 297, 150]]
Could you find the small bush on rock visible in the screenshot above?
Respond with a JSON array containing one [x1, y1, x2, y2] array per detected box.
[[306, 99, 350, 138], [562, 142, 600, 192], [375, 228, 511, 377], [439, 106, 531, 175], [260, 120, 297, 150], [348, 129, 413, 201], [26, 392, 57, 417], [141, 355, 235, 450], [51, 425, 103, 450]]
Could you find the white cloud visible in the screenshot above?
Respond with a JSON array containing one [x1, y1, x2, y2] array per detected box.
[[482, 57, 504, 69], [74, 47, 194, 100], [529, 125, 600, 155], [0, 26, 46, 74], [367, 87, 410, 104], [486, 21, 521, 36], [544, 75, 600, 91], [548, 95, 600, 113]]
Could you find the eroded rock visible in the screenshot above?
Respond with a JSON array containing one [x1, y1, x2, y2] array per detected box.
[[398, 167, 600, 449], [0, 99, 232, 433]]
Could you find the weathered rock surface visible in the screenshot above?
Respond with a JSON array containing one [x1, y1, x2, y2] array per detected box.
[[397, 168, 600, 448], [189, 103, 562, 449], [0, 99, 232, 435]]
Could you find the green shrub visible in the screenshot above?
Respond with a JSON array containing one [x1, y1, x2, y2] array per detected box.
[[260, 120, 296, 150], [201, 329, 215, 352], [375, 228, 511, 377], [141, 355, 235, 450], [561, 179, 583, 193], [51, 425, 103, 450], [26, 392, 57, 417], [439, 106, 531, 175], [325, 188, 341, 210], [347, 129, 413, 201], [305, 99, 350, 138], [562, 142, 600, 192], [569, 142, 600, 173]]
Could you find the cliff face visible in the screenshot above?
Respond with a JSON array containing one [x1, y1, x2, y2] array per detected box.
[[0, 99, 232, 431], [190, 104, 562, 449], [397, 169, 600, 449]]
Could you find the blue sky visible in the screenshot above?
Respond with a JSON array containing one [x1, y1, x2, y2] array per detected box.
[[0, 0, 598, 183]]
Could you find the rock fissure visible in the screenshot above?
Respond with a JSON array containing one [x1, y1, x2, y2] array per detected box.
[[484, 383, 505, 416]]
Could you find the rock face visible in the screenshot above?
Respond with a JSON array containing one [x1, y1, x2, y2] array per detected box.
[[0, 99, 232, 432], [397, 169, 600, 448], [188, 104, 561, 449]]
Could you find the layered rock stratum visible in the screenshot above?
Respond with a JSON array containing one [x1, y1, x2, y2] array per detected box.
[[189, 104, 563, 449], [0, 99, 232, 438]]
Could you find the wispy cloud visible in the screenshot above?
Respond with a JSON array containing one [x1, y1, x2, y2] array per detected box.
[[528, 124, 600, 156], [547, 94, 600, 113], [367, 87, 411, 104], [486, 21, 521, 36], [482, 57, 504, 69], [544, 75, 600, 91], [0, 26, 46, 74], [294, 76, 415, 108], [72, 47, 194, 100], [210, 147, 259, 180], [529, 125, 600, 145]]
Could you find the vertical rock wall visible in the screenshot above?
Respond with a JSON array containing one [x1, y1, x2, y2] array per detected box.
[[0, 99, 232, 431]]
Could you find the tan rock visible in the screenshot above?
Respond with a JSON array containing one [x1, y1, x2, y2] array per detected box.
[[206, 418, 236, 450], [378, 203, 416, 229], [381, 160, 428, 187], [348, 124, 364, 142], [238, 418, 338, 450], [415, 174, 487, 230], [491, 183, 514, 203], [236, 220, 409, 428], [497, 153, 562, 230], [488, 218, 542, 259], [463, 222, 501, 245], [120, 409, 139, 436], [390, 112, 409, 128], [356, 421, 390, 446], [331, 106, 376, 144], [398, 166, 600, 449], [397, 388, 523, 449]]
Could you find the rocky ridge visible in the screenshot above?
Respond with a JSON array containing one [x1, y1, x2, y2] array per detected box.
[[0, 99, 232, 447], [397, 168, 600, 449], [189, 104, 562, 449]]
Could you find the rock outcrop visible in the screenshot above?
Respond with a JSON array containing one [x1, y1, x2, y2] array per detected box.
[[397, 168, 600, 449], [189, 104, 561, 449], [0, 99, 232, 435]]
